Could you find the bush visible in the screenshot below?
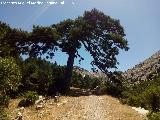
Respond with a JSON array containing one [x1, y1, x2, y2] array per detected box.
[[18, 99, 28, 107], [147, 112, 160, 120], [106, 82, 124, 97], [0, 57, 21, 94], [0, 107, 9, 120], [25, 91, 39, 105], [120, 98, 128, 104], [121, 91, 132, 99], [141, 86, 160, 112], [106, 71, 126, 97], [127, 95, 141, 107], [18, 91, 38, 107], [0, 95, 10, 107], [120, 91, 142, 106], [96, 84, 107, 95], [20, 58, 56, 95], [121, 85, 160, 110]]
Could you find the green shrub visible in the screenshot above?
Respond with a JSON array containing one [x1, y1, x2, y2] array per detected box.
[[121, 91, 132, 99], [18, 91, 38, 107], [96, 84, 107, 95], [121, 85, 160, 110], [20, 58, 56, 95], [106, 72, 126, 97], [106, 82, 123, 97], [127, 95, 141, 107], [0, 107, 9, 120], [120, 98, 128, 104], [147, 112, 160, 120], [25, 91, 39, 105], [141, 86, 160, 112], [0, 95, 10, 107], [0, 57, 21, 94], [18, 99, 31, 107], [120, 91, 142, 106]]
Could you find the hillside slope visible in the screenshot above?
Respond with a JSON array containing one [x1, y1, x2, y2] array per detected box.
[[123, 50, 160, 83], [73, 66, 107, 79]]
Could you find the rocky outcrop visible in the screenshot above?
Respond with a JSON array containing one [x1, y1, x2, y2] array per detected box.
[[123, 50, 160, 83], [73, 66, 107, 79], [74, 50, 160, 84]]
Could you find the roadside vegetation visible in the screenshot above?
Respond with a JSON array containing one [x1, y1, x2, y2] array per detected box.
[[119, 75, 160, 119]]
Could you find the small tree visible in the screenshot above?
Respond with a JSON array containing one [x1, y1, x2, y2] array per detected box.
[[0, 57, 21, 94]]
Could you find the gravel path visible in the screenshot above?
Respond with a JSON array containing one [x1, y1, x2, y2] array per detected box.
[[82, 96, 108, 120], [7, 95, 147, 120], [79, 95, 146, 120]]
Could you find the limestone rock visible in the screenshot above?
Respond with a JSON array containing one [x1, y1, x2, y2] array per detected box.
[[14, 112, 23, 120], [35, 96, 45, 110], [123, 50, 160, 84]]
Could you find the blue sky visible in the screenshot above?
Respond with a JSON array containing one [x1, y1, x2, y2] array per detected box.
[[0, 0, 160, 72]]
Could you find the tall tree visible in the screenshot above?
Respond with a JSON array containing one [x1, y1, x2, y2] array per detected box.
[[52, 19, 83, 92], [27, 9, 129, 93], [52, 9, 129, 92]]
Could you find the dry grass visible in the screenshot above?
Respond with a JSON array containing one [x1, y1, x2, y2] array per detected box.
[[102, 95, 147, 120], [6, 97, 72, 120]]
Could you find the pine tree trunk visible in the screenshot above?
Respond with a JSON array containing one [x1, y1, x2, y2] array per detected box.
[[63, 51, 76, 94]]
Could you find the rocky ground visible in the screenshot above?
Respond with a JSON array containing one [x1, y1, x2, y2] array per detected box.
[[6, 93, 147, 120]]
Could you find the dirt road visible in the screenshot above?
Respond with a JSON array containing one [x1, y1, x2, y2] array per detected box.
[[7, 95, 146, 120]]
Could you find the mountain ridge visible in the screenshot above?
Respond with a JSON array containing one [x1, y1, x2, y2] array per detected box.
[[73, 50, 160, 84], [123, 50, 160, 83]]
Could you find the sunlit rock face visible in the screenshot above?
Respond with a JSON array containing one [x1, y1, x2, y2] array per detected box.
[[123, 50, 160, 84]]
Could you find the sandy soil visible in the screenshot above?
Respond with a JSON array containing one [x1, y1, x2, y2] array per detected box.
[[6, 94, 147, 120]]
